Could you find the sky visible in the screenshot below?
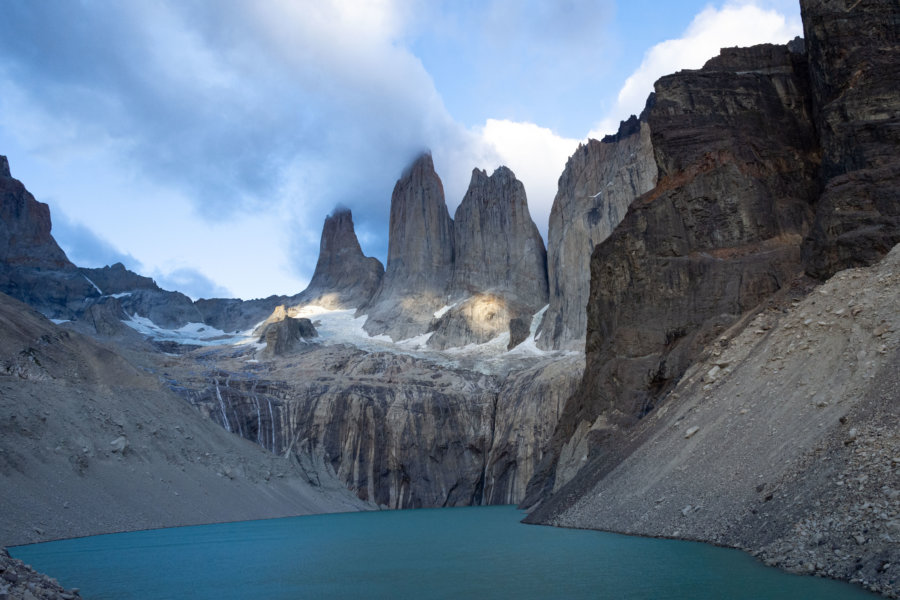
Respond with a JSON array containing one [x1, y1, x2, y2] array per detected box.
[[0, 0, 801, 300]]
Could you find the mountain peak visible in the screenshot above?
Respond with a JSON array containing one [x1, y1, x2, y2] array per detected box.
[[0, 155, 9, 178]]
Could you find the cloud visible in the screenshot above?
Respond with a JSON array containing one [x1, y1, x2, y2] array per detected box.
[[589, 2, 802, 138], [46, 202, 142, 271], [152, 267, 231, 300], [0, 0, 480, 295], [476, 120, 580, 237]]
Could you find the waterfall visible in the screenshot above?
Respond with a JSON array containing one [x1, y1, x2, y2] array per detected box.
[[214, 380, 232, 433]]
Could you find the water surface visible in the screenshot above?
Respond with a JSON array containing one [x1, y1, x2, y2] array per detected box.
[[12, 506, 876, 599]]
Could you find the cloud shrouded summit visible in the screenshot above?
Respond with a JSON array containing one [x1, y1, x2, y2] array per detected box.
[[0, 0, 800, 299]]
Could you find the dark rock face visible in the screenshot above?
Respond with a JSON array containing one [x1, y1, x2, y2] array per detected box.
[[0, 156, 97, 319], [295, 208, 383, 309], [363, 153, 455, 340], [79, 263, 157, 294], [0, 156, 72, 270], [800, 0, 900, 277], [449, 167, 547, 306], [537, 115, 657, 350], [527, 41, 820, 499]]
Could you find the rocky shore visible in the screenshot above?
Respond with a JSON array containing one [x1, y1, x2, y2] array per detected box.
[[0, 550, 81, 600]]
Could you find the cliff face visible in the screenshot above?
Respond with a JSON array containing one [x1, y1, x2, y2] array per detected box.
[[175, 344, 581, 509], [526, 41, 820, 502], [800, 0, 900, 277], [537, 116, 657, 351], [449, 167, 547, 306], [526, 1, 900, 593], [294, 208, 384, 309], [0, 156, 72, 270], [426, 166, 548, 350], [363, 153, 455, 340], [0, 156, 100, 319]]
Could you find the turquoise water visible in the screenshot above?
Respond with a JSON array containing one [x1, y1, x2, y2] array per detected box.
[[12, 506, 876, 599]]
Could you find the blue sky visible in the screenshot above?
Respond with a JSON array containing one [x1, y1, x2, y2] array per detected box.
[[0, 0, 801, 300]]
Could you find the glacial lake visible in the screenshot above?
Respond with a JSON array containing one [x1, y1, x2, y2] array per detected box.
[[12, 505, 877, 599]]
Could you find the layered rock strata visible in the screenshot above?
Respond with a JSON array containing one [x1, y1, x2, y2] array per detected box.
[[537, 112, 658, 351], [363, 153, 455, 340], [525, 40, 819, 502], [800, 0, 900, 278]]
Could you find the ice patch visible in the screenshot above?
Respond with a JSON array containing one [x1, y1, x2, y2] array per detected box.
[[110, 292, 132, 299], [123, 314, 256, 346], [50, 318, 71, 325], [507, 304, 551, 356], [433, 304, 454, 319]]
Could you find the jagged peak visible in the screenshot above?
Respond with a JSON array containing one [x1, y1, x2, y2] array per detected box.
[[0, 155, 10, 178]]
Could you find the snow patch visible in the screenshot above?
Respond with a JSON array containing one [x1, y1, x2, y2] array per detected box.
[[50, 319, 71, 325], [83, 275, 103, 295], [433, 304, 454, 319], [123, 314, 256, 346]]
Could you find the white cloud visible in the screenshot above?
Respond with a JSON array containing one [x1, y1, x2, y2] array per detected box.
[[589, 2, 802, 139], [476, 120, 580, 237]]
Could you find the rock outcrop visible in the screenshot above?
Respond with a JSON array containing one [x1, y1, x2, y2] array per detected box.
[[363, 153, 455, 340], [800, 0, 900, 278], [293, 208, 384, 309], [537, 112, 657, 351], [0, 156, 98, 319], [427, 167, 548, 350], [525, 40, 819, 502], [0, 156, 72, 270], [255, 305, 318, 357]]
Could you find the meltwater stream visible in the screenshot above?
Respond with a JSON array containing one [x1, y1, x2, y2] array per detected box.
[[12, 506, 877, 599]]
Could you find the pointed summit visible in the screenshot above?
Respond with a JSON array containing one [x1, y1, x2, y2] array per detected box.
[[450, 165, 547, 304], [362, 153, 455, 340], [295, 207, 384, 309], [427, 165, 548, 350], [0, 155, 10, 178]]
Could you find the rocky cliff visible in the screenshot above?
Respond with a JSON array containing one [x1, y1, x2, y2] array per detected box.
[[800, 0, 900, 278], [525, 0, 900, 595], [172, 342, 581, 509], [526, 40, 819, 502], [0, 156, 99, 319], [0, 156, 72, 270], [531, 244, 900, 597], [537, 114, 658, 351], [363, 153, 455, 340], [427, 166, 549, 350], [293, 208, 384, 309]]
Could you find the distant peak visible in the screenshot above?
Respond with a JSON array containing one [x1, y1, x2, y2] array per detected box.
[[0, 155, 9, 178]]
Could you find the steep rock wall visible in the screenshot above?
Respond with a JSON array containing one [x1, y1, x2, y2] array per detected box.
[[537, 116, 657, 351], [363, 154, 455, 341], [525, 41, 820, 502], [800, 0, 900, 277]]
